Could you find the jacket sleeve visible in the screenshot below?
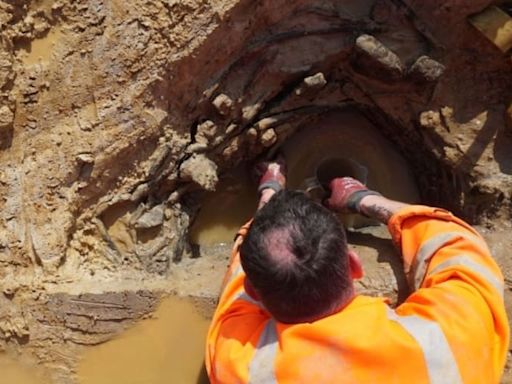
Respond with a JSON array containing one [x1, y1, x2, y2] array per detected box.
[[205, 221, 267, 382], [388, 205, 509, 383]]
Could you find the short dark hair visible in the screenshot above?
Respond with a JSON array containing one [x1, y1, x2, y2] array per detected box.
[[240, 190, 352, 323]]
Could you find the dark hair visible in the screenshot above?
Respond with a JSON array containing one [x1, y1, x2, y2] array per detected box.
[[240, 190, 352, 323]]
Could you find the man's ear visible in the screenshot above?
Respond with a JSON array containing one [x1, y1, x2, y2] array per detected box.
[[348, 250, 364, 280], [244, 278, 261, 301]]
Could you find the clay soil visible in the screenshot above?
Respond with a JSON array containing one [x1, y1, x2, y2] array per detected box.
[[0, 0, 512, 383]]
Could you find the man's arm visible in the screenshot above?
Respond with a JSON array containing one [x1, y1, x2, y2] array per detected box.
[[359, 194, 408, 224], [326, 177, 509, 382]]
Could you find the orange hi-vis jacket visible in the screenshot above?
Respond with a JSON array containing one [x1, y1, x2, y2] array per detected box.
[[206, 205, 509, 383]]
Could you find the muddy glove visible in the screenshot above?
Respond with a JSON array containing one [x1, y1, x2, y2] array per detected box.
[[324, 177, 381, 214], [254, 154, 287, 195]]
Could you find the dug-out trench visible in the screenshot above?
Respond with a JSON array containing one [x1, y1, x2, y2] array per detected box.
[[1, 1, 512, 383]]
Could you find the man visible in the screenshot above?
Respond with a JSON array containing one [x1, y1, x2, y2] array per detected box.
[[205, 158, 509, 383]]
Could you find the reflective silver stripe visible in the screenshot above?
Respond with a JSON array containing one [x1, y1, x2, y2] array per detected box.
[[248, 320, 278, 384], [427, 255, 504, 298], [412, 232, 488, 290], [387, 309, 463, 384], [234, 291, 265, 309]]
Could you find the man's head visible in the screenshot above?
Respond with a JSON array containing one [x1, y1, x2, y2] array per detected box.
[[240, 190, 362, 323]]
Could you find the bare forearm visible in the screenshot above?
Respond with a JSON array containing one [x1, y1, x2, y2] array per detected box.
[[359, 195, 410, 224]]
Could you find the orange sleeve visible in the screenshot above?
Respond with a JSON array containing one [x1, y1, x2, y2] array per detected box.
[[205, 220, 269, 382], [389, 206, 509, 383]]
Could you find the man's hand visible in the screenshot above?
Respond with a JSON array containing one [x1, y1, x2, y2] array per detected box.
[[254, 155, 286, 209], [324, 177, 376, 214], [324, 177, 408, 224]]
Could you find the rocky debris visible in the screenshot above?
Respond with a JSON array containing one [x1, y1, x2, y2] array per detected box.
[[212, 94, 234, 116], [180, 154, 218, 191], [134, 205, 165, 229], [353, 34, 405, 81], [260, 129, 277, 147], [408, 56, 446, 82], [195, 120, 218, 145], [295, 73, 327, 97]]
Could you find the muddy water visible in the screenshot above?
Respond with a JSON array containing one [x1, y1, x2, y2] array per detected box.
[[189, 167, 257, 246], [78, 297, 210, 384], [0, 354, 48, 384]]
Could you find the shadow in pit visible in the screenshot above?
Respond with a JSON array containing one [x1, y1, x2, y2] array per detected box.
[[197, 364, 210, 384], [347, 231, 410, 304]]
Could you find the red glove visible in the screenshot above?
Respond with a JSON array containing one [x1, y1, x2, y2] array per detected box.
[[325, 177, 381, 213], [254, 155, 286, 194]]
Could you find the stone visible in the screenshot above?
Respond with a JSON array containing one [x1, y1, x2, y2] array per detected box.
[[242, 103, 262, 122], [135, 205, 165, 229], [353, 34, 405, 80], [246, 127, 258, 144], [179, 154, 218, 191], [76, 153, 95, 165], [212, 94, 234, 116], [0, 106, 14, 131], [260, 128, 277, 147], [409, 56, 446, 82], [195, 120, 218, 144], [295, 72, 327, 96]]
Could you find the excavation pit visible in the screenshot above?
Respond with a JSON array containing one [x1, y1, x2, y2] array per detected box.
[[190, 109, 420, 249], [2, 0, 512, 383]]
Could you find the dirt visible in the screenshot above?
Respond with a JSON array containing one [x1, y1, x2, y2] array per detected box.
[[0, 0, 511, 383]]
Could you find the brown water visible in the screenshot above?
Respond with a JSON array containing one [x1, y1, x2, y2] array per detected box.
[[189, 166, 257, 246], [0, 353, 48, 384], [78, 297, 210, 384]]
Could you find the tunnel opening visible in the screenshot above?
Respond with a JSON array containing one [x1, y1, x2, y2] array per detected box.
[[188, 108, 420, 256]]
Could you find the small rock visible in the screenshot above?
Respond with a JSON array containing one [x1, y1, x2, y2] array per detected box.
[[196, 120, 218, 144], [256, 117, 278, 131], [188, 142, 208, 153], [3, 282, 19, 298], [353, 34, 404, 80], [212, 94, 234, 116], [246, 127, 258, 144], [180, 154, 218, 191], [222, 136, 245, 162], [76, 153, 95, 165], [135, 205, 165, 229], [409, 56, 446, 82], [226, 123, 238, 135], [242, 103, 262, 122], [295, 73, 327, 96], [261, 129, 277, 148], [0, 106, 14, 131]]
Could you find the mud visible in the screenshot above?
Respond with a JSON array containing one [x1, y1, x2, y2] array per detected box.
[[0, 0, 511, 382], [78, 297, 210, 384]]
